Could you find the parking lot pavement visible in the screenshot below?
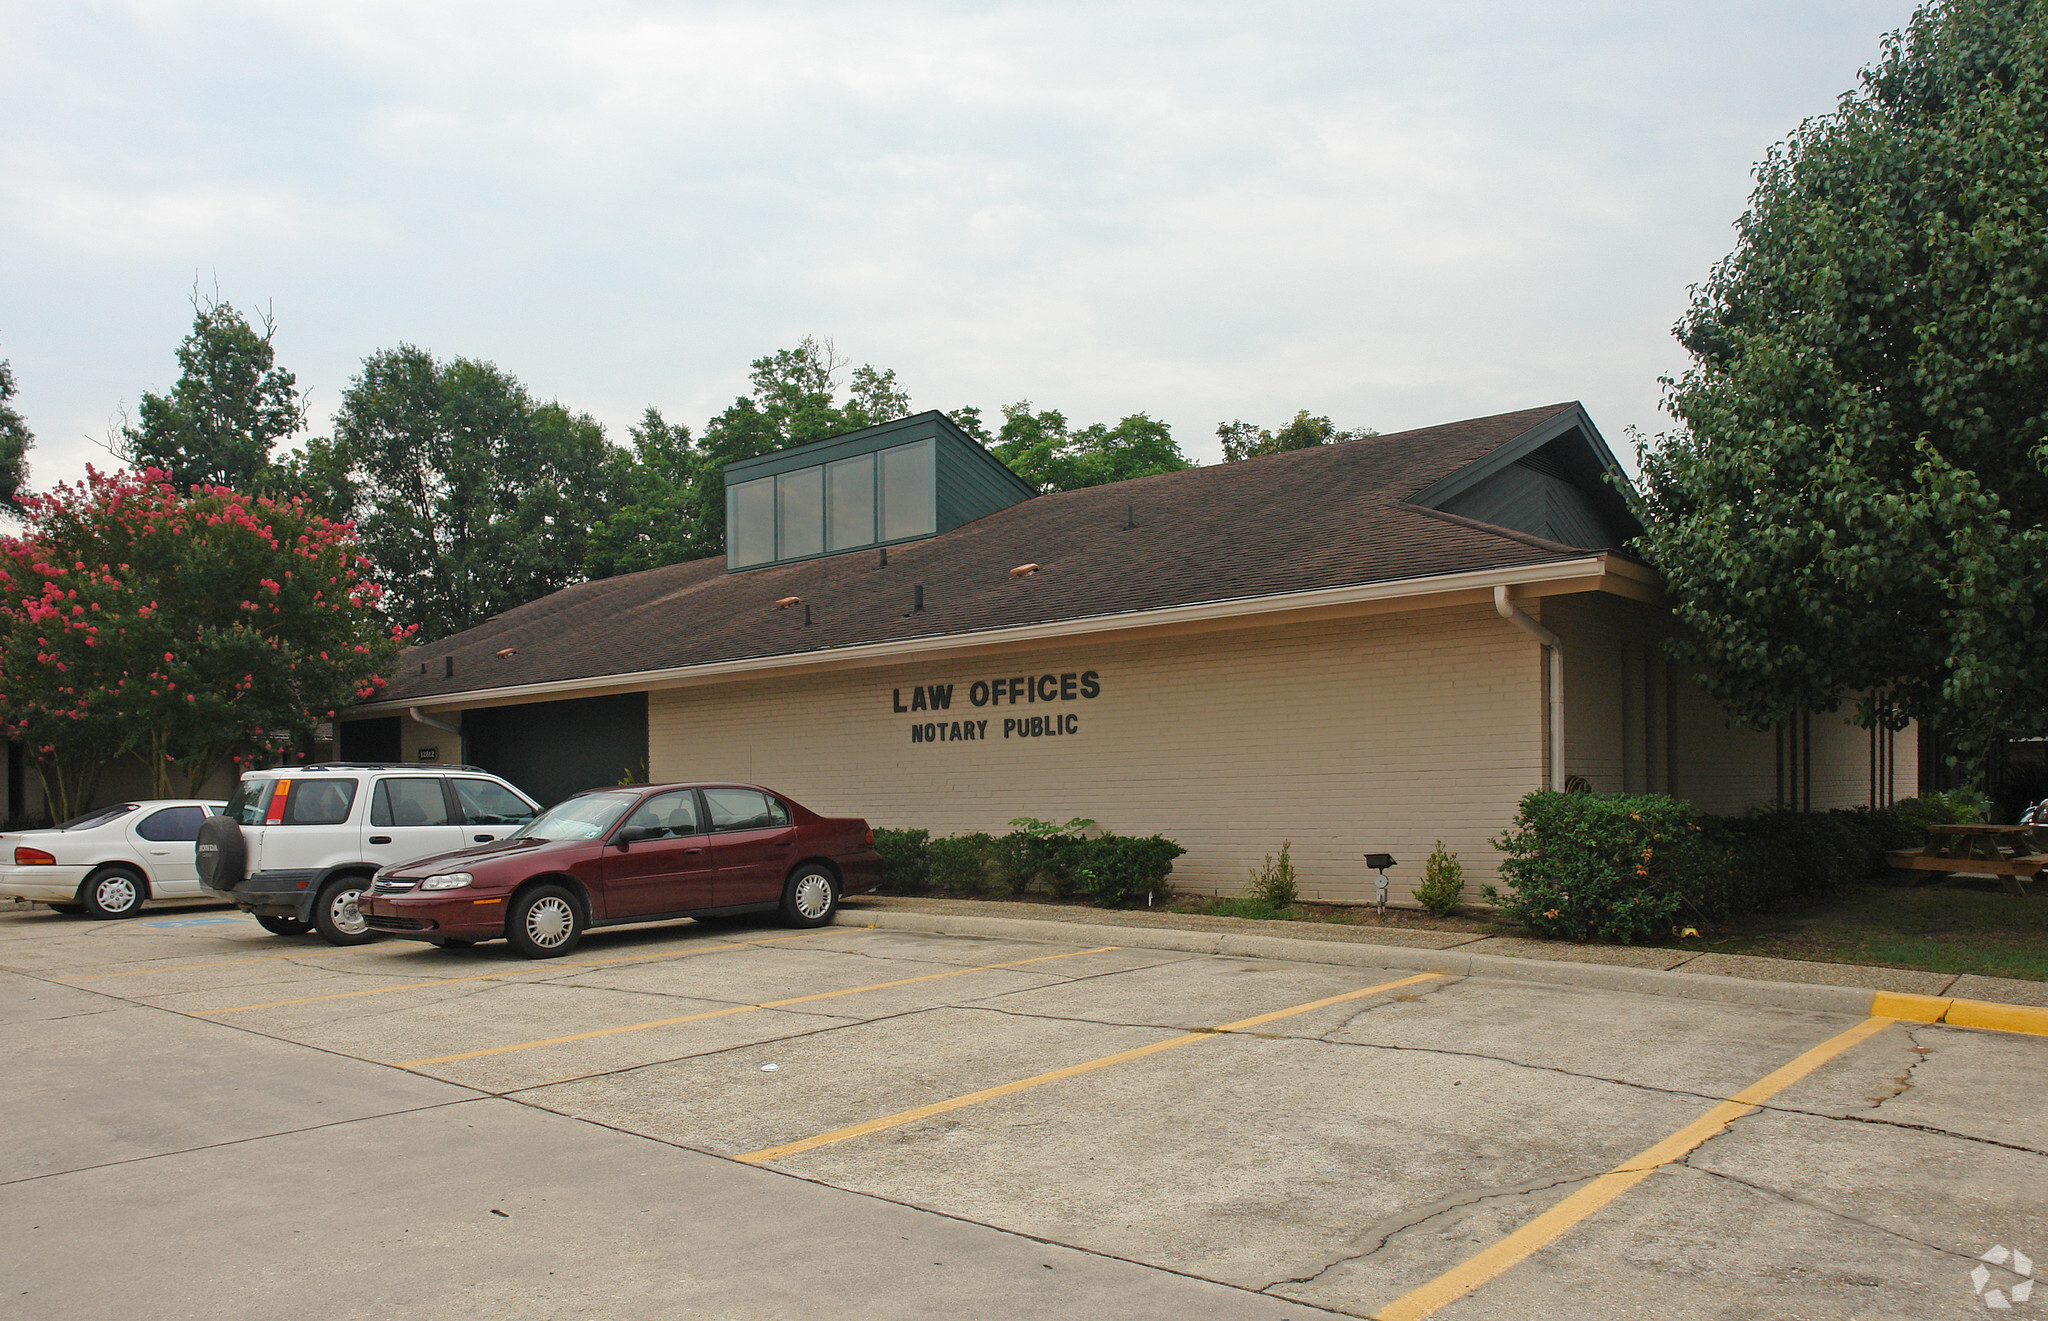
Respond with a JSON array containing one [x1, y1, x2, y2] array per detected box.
[[3, 906, 2044, 1319]]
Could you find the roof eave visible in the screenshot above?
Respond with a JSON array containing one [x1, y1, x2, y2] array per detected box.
[[355, 553, 1650, 716]]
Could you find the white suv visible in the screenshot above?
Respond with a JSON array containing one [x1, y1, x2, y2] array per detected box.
[[195, 764, 541, 945]]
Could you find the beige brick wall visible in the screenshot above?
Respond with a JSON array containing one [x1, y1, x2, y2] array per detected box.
[[647, 601, 1545, 906]]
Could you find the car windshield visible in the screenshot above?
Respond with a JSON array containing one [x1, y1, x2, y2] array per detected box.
[[58, 805, 137, 831], [509, 792, 636, 842]]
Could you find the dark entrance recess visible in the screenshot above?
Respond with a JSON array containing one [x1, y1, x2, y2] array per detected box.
[[461, 693, 648, 808], [338, 717, 403, 764]]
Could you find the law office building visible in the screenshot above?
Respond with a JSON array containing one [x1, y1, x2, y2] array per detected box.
[[341, 403, 1915, 907]]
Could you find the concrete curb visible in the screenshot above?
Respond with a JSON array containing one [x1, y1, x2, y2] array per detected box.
[[834, 908, 1879, 1016]]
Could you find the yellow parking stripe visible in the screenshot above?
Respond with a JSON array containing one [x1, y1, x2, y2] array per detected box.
[[1369, 1014, 1897, 1321], [398, 946, 1120, 1067], [736, 971, 1442, 1165], [190, 932, 827, 1014]]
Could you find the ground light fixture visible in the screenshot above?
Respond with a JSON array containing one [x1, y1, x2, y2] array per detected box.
[[1364, 852, 1396, 914]]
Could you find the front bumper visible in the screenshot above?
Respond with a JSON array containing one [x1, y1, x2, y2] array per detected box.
[[362, 890, 509, 942], [0, 865, 90, 903]]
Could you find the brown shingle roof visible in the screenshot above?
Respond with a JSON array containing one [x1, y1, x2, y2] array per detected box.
[[377, 403, 1604, 704]]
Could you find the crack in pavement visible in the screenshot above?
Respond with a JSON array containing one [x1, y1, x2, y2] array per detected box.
[[0, 1097, 486, 1189], [1257, 1174, 1595, 1295], [1675, 1159, 2007, 1267], [1865, 1026, 1932, 1113]]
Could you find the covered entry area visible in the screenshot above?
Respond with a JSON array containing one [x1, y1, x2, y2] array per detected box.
[[458, 692, 648, 807]]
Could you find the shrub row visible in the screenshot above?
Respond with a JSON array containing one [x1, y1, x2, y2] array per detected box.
[[1485, 789, 1986, 943], [873, 820, 1184, 907]]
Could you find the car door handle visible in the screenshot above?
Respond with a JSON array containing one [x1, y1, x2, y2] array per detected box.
[[368, 835, 392, 845], [684, 847, 706, 855], [474, 834, 492, 843], [774, 840, 794, 847]]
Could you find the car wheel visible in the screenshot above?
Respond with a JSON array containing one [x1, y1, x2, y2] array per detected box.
[[81, 867, 148, 920], [256, 914, 313, 937], [506, 885, 583, 959], [45, 902, 85, 916], [311, 878, 378, 946], [779, 865, 838, 928]]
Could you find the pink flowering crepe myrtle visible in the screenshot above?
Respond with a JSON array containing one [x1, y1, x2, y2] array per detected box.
[[0, 467, 413, 815]]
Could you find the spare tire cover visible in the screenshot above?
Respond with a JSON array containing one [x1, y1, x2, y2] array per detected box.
[[194, 815, 248, 890]]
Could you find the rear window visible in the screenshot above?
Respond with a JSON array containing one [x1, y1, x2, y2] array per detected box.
[[372, 778, 452, 828], [136, 806, 208, 842], [225, 780, 270, 826], [284, 779, 359, 826], [58, 805, 137, 832]]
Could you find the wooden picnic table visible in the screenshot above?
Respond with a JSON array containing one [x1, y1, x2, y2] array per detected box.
[[1887, 823, 2044, 897]]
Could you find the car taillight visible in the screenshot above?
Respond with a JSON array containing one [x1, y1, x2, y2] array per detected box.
[[14, 846, 56, 866]]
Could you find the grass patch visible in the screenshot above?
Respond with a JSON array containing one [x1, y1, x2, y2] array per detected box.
[[1197, 896, 1299, 921], [1664, 878, 2048, 982]]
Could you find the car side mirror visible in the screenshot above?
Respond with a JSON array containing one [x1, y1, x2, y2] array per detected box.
[[615, 825, 657, 846]]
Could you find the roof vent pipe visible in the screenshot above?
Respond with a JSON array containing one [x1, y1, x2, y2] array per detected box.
[[410, 707, 460, 737], [1494, 585, 1564, 792]]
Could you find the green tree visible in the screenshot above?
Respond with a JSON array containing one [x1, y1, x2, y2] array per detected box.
[[1635, 0, 2048, 759], [0, 469, 405, 816], [331, 346, 619, 641], [991, 403, 1192, 493], [122, 295, 305, 490], [680, 338, 914, 560], [0, 355, 31, 508], [1217, 410, 1375, 462], [585, 408, 701, 577]]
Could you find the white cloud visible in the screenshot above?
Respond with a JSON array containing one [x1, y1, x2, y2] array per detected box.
[[0, 0, 1923, 487]]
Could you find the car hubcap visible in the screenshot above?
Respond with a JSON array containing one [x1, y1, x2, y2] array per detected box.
[[330, 888, 367, 936], [96, 877, 138, 912], [526, 897, 574, 948], [794, 874, 832, 920]]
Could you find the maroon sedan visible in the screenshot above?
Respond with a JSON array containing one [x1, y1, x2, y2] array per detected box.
[[360, 782, 880, 958]]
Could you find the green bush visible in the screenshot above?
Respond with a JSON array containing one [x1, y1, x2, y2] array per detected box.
[[1244, 841, 1299, 908], [1485, 792, 1698, 943], [872, 828, 933, 894], [1890, 790, 1988, 832], [927, 832, 1001, 895], [1078, 834, 1185, 907], [1413, 841, 1465, 916], [1006, 817, 1096, 898]]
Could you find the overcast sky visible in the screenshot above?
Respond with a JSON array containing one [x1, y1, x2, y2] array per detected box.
[[1, 1, 1922, 489]]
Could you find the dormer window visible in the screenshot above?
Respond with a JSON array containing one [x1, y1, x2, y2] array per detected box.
[[723, 414, 1030, 571]]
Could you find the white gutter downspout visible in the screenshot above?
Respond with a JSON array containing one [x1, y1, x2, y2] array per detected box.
[[1495, 585, 1564, 791], [409, 707, 461, 737]]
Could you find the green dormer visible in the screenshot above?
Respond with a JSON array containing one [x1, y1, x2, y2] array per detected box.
[[723, 411, 1036, 571]]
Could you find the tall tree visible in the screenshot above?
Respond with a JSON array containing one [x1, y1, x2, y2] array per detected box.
[[1217, 410, 1375, 462], [0, 469, 404, 816], [680, 338, 913, 560], [990, 403, 1192, 493], [585, 408, 701, 578], [1636, 0, 2048, 761], [122, 294, 305, 490], [331, 347, 618, 641], [0, 355, 31, 508]]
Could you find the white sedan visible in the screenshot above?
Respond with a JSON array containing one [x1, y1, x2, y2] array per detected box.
[[0, 800, 228, 919]]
